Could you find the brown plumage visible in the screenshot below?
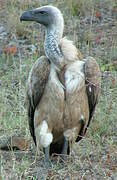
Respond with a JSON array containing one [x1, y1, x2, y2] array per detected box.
[[21, 6, 101, 163], [25, 44, 101, 155]]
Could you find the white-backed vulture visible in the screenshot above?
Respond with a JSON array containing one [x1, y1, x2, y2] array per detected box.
[[20, 5, 101, 164]]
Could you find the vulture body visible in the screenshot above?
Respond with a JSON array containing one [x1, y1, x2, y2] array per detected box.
[[20, 6, 101, 162]]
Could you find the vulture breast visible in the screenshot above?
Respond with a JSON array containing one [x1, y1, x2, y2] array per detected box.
[[64, 61, 89, 137], [34, 60, 90, 150]]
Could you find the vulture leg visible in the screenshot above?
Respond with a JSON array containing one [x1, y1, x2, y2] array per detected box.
[[43, 146, 52, 167], [61, 137, 69, 156], [61, 136, 69, 161]]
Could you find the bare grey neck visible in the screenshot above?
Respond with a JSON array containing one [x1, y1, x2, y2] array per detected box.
[[46, 26, 61, 41], [44, 25, 64, 69]]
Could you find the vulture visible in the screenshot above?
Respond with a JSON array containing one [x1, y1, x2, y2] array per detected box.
[[20, 5, 101, 164]]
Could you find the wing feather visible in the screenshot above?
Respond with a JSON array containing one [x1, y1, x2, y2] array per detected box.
[[26, 56, 50, 144], [84, 57, 101, 126]]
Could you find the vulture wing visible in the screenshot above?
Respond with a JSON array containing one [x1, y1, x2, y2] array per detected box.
[[84, 57, 101, 128], [26, 56, 50, 145]]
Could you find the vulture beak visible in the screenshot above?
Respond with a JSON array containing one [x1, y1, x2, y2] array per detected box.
[[20, 10, 34, 22]]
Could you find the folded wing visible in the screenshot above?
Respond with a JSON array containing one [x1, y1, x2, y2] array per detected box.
[[85, 57, 101, 128], [26, 56, 50, 144]]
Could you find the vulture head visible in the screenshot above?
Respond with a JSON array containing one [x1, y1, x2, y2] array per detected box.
[[20, 5, 64, 38]]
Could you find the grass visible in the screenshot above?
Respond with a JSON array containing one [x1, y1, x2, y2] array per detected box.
[[0, 0, 117, 179]]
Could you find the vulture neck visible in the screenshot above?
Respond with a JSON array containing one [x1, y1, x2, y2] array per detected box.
[[45, 23, 63, 41], [44, 22, 64, 70]]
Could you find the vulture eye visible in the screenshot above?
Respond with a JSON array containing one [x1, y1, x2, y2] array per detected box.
[[39, 11, 46, 15], [34, 10, 46, 15]]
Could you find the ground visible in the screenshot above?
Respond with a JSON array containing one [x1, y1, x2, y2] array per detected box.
[[0, 0, 117, 179]]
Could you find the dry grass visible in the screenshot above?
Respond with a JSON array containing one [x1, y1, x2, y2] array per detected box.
[[0, 0, 117, 179]]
